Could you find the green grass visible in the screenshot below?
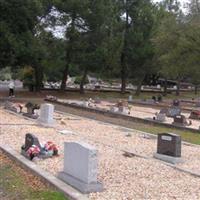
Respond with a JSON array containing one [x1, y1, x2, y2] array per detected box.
[[130, 122, 200, 145], [0, 163, 67, 200]]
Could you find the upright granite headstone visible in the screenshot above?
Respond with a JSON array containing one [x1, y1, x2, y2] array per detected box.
[[167, 107, 181, 117], [154, 133, 182, 164], [38, 103, 55, 126], [58, 142, 103, 194], [172, 115, 187, 126], [24, 133, 42, 151]]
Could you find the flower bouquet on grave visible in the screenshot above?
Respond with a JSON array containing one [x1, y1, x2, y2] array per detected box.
[[44, 141, 58, 156]]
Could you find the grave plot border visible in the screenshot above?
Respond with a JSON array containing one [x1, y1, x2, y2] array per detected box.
[[0, 145, 88, 200], [45, 99, 200, 133]]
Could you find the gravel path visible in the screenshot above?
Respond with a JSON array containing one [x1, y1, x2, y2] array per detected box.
[[0, 107, 200, 200]]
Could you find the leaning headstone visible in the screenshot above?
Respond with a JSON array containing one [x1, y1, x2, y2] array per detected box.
[[154, 133, 182, 164], [58, 142, 103, 193], [37, 103, 55, 126]]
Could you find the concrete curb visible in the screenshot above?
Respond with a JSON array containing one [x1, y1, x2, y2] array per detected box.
[[0, 145, 88, 200], [45, 99, 200, 133]]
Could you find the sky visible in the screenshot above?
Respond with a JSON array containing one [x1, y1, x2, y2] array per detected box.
[[153, 0, 190, 9], [51, 0, 191, 39]]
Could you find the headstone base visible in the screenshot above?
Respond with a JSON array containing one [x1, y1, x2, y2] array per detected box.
[[21, 149, 52, 160], [153, 153, 183, 164], [58, 171, 103, 194], [23, 113, 39, 119]]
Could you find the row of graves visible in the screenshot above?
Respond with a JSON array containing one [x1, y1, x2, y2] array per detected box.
[[44, 95, 200, 130], [153, 99, 200, 129], [20, 131, 185, 194], [2, 100, 199, 195]]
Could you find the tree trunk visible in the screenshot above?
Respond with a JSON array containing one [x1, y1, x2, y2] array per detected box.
[[176, 80, 180, 96], [60, 66, 69, 91], [163, 78, 168, 96], [120, 1, 129, 94], [135, 76, 144, 96], [80, 68, 87, 94], [60, 11, 76, 91], [34, 65, 43, 92], [135, 82, 142, 96], [121, 52, 126, 94]]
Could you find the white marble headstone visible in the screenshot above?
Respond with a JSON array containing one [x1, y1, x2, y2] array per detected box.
[[156, 113, 166, 122], [128, 95, 133, 102], [64, 142, 97, 184], [38, 103, 54, 125], [58, 142, 103, 193]]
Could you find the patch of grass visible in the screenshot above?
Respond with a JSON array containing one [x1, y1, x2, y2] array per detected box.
[[132, 122, 200, 145], [0, 157, 67, 200]]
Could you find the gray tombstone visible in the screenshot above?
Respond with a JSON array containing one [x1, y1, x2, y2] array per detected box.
[[154, 133, 182, 164], [24, 133, 42, 151], [58, 142, 103, 194], [156, 113, 166, 122], [159, 108, 168, 115], [110, 106, 118, 113], [128, 95, 133, 102], [167, 106, 181, 117], [172, 115, 187, 126], [38, 103, 55, 126]]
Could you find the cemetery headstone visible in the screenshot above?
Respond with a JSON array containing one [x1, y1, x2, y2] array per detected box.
[[37, 103, 55, 126], [154, 133, 182, 164], [156, 113, 166, 122], [189, 110, 200, 120], [21, 133, 58, 160], [110, 106, 118, 113], [23, 133, 42, 152], [172, 115, 188, 126], [58, 142, 103, 193], [128, 95, 133, 102], [157, 95, 163, 102], [173, 99, 180, 107], [167, 107, 181, 118], [23, 102, 40, 119], [152, 96, 156, 102], [157, 133, 181, 157]]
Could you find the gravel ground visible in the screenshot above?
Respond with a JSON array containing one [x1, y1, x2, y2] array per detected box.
[[0, 107, 200, 200]]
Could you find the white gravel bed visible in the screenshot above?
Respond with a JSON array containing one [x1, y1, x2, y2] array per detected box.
[[0, 107, 200, 199]]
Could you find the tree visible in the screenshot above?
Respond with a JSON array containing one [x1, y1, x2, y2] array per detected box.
[[0, 0, 53, 91]]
